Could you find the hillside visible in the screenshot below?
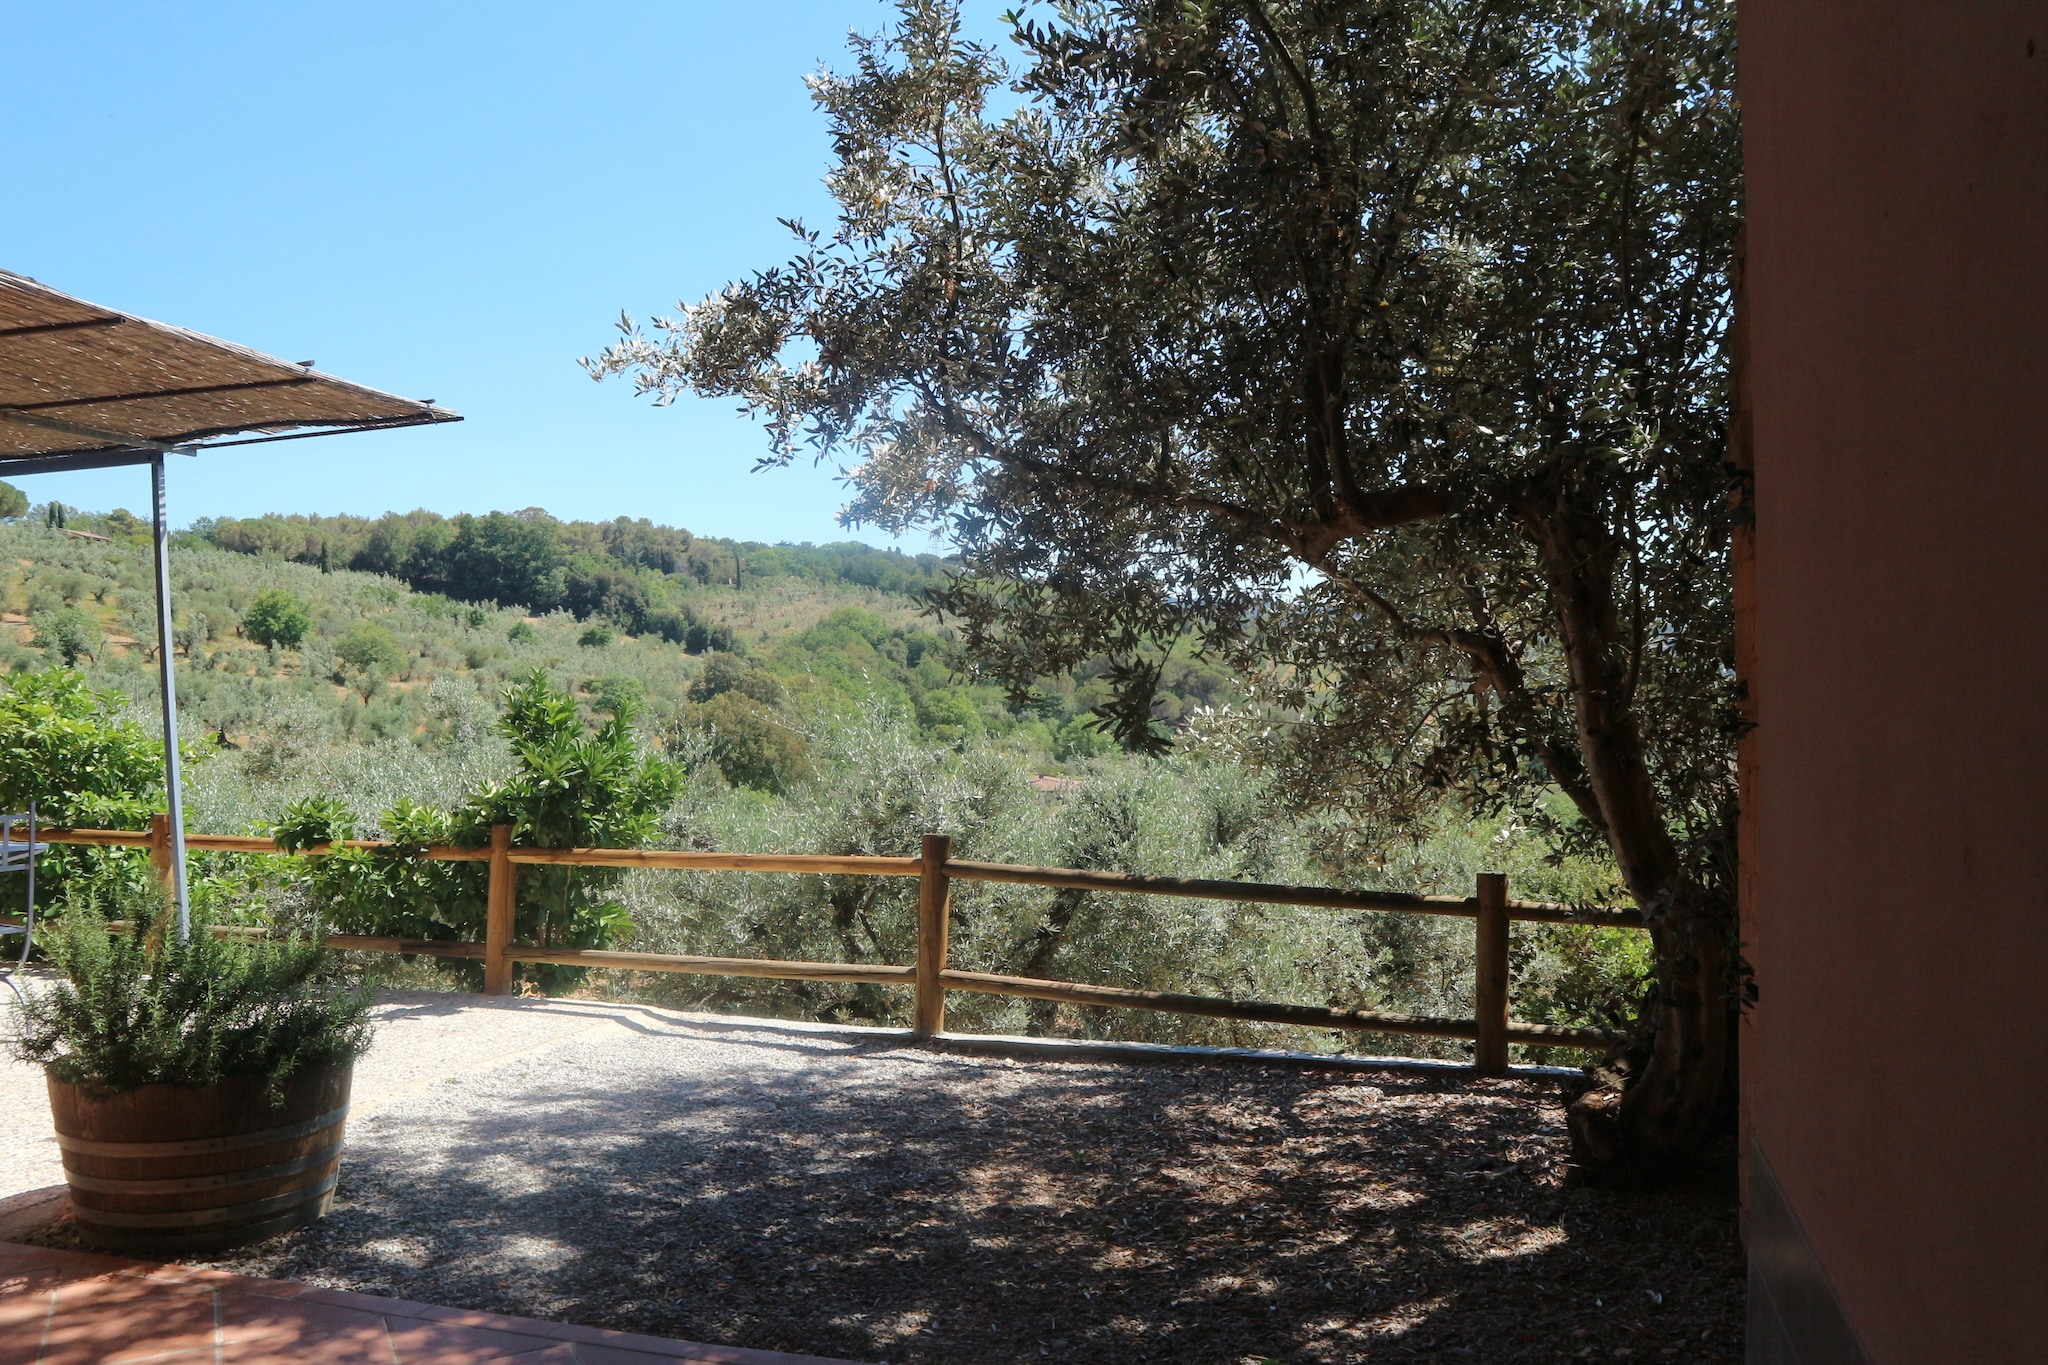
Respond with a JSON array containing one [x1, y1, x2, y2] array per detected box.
[[0, 504, 1237, 775], [0, 501, 1644, 1057]]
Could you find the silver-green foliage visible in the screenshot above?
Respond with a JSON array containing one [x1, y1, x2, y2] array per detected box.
[[618, 709, 1643, 1058]]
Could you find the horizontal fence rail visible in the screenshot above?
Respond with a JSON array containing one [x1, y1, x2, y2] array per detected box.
[[28, 821, 1646, 1070]]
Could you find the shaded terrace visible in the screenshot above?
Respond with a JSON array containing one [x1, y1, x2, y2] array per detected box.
[[5, 991, 1742, 1363]]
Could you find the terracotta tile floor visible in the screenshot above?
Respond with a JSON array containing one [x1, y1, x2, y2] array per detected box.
[[0, 1241, 858, 1365]]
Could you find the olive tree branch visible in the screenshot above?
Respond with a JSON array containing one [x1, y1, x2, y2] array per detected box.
[[1333, 573, 1608, 834]]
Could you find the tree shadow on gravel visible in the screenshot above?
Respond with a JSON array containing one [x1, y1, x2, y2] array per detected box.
[[196, 1038, 1743, 1364]]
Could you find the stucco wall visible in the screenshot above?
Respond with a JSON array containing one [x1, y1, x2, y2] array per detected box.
[[1740, 2, 2048, 1360]]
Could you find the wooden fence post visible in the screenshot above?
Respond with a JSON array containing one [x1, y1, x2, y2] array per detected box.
[[141, 812, 175, 952], [485, 823, 516, 996], [1474, 871, 1510, 1076], [914, 833, 952, 1039], [147, 812, 174, 890]]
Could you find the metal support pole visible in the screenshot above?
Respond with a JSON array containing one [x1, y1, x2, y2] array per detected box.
[[149, 454, 190, 942]]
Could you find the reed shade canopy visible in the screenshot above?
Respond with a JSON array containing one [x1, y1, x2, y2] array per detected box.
[[0, 268, 461, 938]]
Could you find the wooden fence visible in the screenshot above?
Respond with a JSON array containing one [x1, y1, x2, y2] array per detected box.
[[34, 818, 1647, 1075]]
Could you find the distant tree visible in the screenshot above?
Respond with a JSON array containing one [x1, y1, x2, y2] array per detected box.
[[175, 611, 209, 659], [43, 503, 67, 530], [643, 606, 699, 646], [591, 0, 1743, 1181], [596, 515, 697, 575], [689, 651, 783, 706], [507, 620, 538, 645], [33, 607, 100, 667], [100, 509, 147, 543], [240, 589, 313, 650], [564, 564, 652, 632], [440, 511, 569, 610], [683, 622, 715, 655], [334, 621, 404, 678], [0, 481, 28, 520], [698, 692, 813, 792], [349, 511, 438, 577], [198, 506, 957, 608], [578, 624, 614, 649]]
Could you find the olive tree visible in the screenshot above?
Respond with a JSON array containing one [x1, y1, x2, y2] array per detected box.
[[588, 0, 1741, 1181]]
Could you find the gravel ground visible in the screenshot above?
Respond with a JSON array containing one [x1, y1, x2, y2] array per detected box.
[[0, 983, 634, 1202], [127, 1001, 1748, 1365]]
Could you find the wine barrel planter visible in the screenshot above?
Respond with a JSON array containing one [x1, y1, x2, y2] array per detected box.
[[47, 1061, 353, 1254]]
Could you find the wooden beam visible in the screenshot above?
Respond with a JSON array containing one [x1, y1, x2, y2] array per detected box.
[[38, 828, 151, 848], [0, 316, 123, 340], [324, 935, 487, 959], [4, 375, 315, 414], [28, 827, 1641, 926], [146, 814, 173, 891], [503, 847, 919, 875], [937, 968, 1481, 1039], [940, 858, 1484, 916], [34, 828, 491, 860], [1495, 900, 1645, 928], [85, 920, 1622, 1051], [1504, 1021, 1625, 1048], [502, 947, 915, 984], [940, 857, 1644, 926], [181, 833, 492, 859]]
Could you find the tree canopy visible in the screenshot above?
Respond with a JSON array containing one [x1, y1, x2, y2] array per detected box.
[[592, 0, 1742, 1178], [197, 508, 952, 623], [241, 589, 312, 650]]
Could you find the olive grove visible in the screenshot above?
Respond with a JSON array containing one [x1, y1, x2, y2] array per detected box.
[[589, 0, 1743, 1179]]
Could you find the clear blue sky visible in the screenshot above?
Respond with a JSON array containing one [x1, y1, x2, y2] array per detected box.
[[1, 0, 981, 548]]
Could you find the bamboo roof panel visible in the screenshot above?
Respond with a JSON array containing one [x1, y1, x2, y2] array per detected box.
[[0, 269, 457, 461]]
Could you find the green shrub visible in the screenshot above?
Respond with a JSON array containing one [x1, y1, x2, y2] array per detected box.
[[5, 887, 373, 1101], [698, 691, 813, 791], [1052, 714, 1115, 761], [916, 687, 982, 739], [334, 620, 403, 675], [577, 624, 613, 649], [643, 607, 696, 645], [589, 675, 645, 717], [507, 620, 537, 644], [688, 652, 781, 706], [276, 670, 681, 992], [0, 670, 163, 823], [241, 589, 312, 649], [0, 670, 169, 913]]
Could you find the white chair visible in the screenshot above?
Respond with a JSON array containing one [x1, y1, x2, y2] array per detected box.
[[0, 804, 49, 1008]]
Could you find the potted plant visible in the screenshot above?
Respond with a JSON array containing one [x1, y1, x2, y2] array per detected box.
[[5, 889, 374, 1254]]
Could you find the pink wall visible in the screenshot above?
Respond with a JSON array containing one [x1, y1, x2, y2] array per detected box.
[[1741, 2, 2048, 1359]]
